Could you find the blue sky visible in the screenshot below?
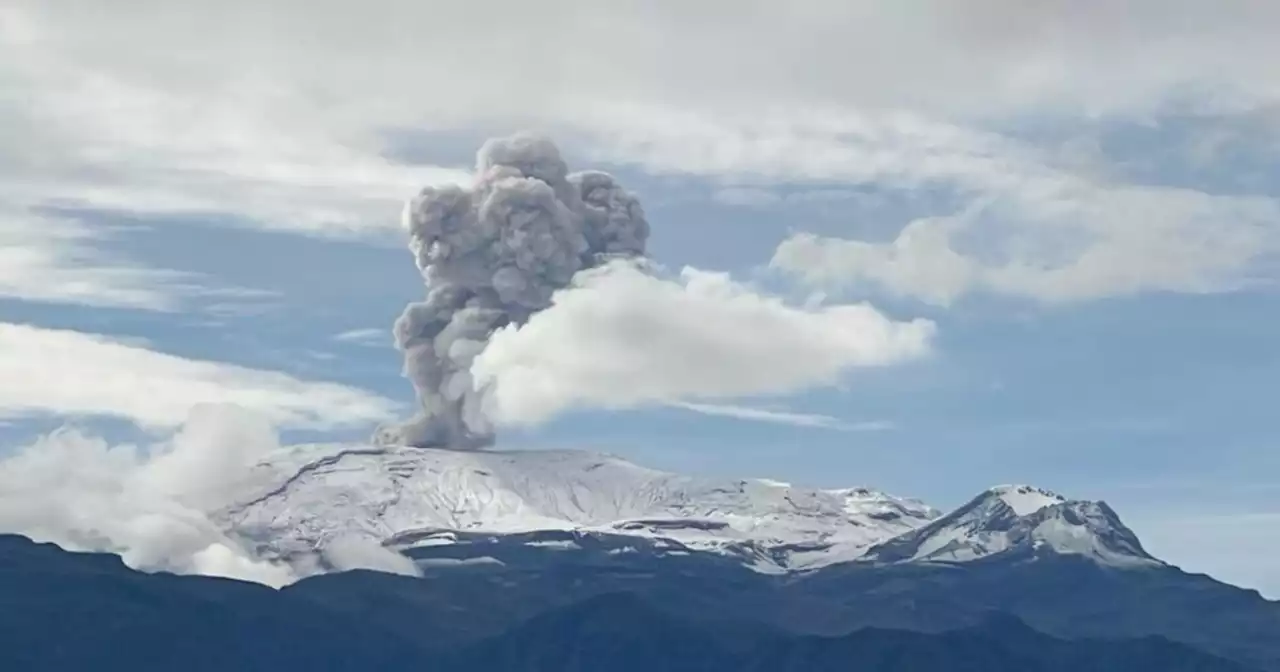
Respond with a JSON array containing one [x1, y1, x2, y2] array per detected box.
[[2, 1, 1279, 596]]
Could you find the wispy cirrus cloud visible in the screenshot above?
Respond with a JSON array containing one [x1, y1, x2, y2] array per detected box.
[[0, 322, 399, 430], [0, 209, 186, 310], [572, 104, 1280, 305], [1, 5, 469, 310], [332, 328, 389, 348], [1, 27, 470, 237], [6, 1, 1280, 310], [668, 401, 893, 432], [0, 208, 283, 311]]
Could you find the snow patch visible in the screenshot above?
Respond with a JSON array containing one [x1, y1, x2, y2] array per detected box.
[[213, 445, 1157, 577], [217, 444, 938, 572], [988, 485, 1067, 516], [864, 486, 1161, 568]]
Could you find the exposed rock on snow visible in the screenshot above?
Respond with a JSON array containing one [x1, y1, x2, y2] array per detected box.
[[218, 444, 937, 571], [864, 485, 1161, 567], [217, 445, 1159, 575]]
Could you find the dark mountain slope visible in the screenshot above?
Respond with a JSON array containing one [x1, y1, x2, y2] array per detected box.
[[796, 554, 1280, 671], [0, 534, 1267, 672], [448, 592, 1257, 672], [292, 532, 1280, 670], [0, 535, 429, 671]]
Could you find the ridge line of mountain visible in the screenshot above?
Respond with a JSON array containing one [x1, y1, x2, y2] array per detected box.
[[221, 443, 1164, 575]]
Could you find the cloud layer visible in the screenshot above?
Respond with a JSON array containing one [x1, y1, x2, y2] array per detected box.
[[0, 404, 294, 586], [769, 181, 1280, 305], [472, 261, 935, 426], [0, 209, 185, 310], [0, 322, 399, 430], [6, 2, 1280, 308], [11, 1, 1280, 120]]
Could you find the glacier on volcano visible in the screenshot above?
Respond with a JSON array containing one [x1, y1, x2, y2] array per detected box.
[[216, 443, 1160, 578], [219, 443, 936, 573]]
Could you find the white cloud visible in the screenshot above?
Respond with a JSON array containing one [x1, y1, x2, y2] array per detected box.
[[322, 535, 421, 577], [0, 218, 181, 310], [6, 2, 1280, 308], [0, 30, 471, 237], [0, 322, 399, 430], [668, 401, 892, 432], [0, 208, 280, 311], [1, 6, 469, 309], [1, 0, 1277, 607], [564, 106, 1280, 305], [11, 1, 1280, 122], [332, 328, 389, 348], [471, 261, 934, 426], [0, 404, 296, 586], [770, 186, 1279, 305], [565, 103, 1275, 305], [711, 187, 782, 208]]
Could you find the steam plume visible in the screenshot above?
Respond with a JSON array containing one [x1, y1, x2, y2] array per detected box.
[[376, 133, 649, 448], [0, 404, 296, 587]]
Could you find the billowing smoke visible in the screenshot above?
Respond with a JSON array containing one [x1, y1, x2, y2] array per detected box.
[[376, 133, 649, 449]]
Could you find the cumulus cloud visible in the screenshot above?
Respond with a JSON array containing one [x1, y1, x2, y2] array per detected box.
[[770, 187, 1280, 305], [585, 106, 1280, 305], [0, 404, 295, 586], [471, 260, 934, 426], [0, 322, 399, 430]]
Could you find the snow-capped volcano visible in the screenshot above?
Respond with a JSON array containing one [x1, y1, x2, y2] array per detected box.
[[218, 444, 938, 572], [217, 445, 1158, 574], [864, 484, 1161, 567]]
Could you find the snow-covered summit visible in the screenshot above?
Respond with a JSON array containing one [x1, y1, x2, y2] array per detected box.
[[217, 444, 939, 572], [863, 484, 1160, 568], [214, 445, 1161, 575], [985, 485, 1067, 516]]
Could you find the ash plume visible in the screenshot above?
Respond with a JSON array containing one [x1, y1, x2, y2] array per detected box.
[[376, 133, 649, 449]]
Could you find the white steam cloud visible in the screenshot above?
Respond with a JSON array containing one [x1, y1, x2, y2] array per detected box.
[[378, 133, 649, 449], [0, 404, 296, 587], [380, 133, 935, 445], [472, 262, 935, 425], [0, 133, 934, 587], [322, 535, 422, 577]]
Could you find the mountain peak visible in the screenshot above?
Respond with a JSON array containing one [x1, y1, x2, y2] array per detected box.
[[214, 444, 1164, 577], [219, 443, 939, 573], [863, 485, 1161, 568], [1023, 499, 1157, 566], [983, 485, 1068, 516]]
